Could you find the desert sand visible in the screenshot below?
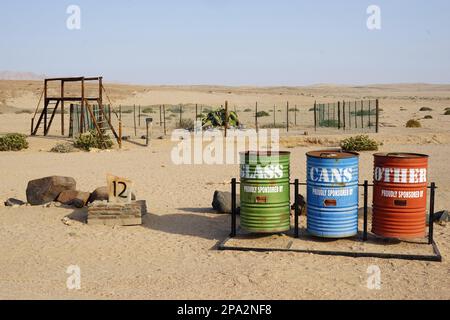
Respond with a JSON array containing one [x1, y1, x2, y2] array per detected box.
[[0, 81, 449, 299]]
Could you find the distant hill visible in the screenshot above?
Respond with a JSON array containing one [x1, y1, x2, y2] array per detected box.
[[0, 71, 45, 80]]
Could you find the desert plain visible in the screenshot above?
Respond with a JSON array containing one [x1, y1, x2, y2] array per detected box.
[[0, 80, 449, 299]]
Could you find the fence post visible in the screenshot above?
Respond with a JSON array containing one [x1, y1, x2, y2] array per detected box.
[[376, 99, 379, 133], [363, 180, 368, 241], [338, 101, 341, 130], [314, 101, 317, 131], [133, 104, 137, 136], [224, 101, 228, 138], [195, 104, 198, 122], [286, 101, 289, 132], [428, 182, 436, 245], [119, 105, 122, 121], [139, 105, 141, 127], [354, 101, 357, 129], [368, 100, 371, 129], [343, 101, 346, 131], [179, 104, 183, 127], [255, 102, 259, 132], [159, 105, 162, 127], [163, 105, 166, 136], [361, 100, 364, 129]]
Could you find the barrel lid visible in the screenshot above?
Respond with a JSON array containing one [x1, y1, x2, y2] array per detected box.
[[374, 152, 429, 158], [240, 151, 291, 156], [306, 149, 359, 159]]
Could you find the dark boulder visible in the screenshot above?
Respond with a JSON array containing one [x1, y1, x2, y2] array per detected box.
[[26, 176, 76, 205]]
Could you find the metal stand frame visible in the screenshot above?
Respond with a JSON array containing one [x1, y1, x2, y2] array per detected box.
[[225, 178, 442, 262]]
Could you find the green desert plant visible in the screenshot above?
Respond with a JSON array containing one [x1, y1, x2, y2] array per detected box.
[[0, 133, 29, 151], [74, 130, 113, 151], [444, 110, 450, 115], [121, 109, 133, 114], [340, 135, 379, 152], [406, 119, 421, 128], [50, 143, 75, 153], [419, 107, 433, 111], [424, 115, 433, 119], [243, 108, 252, 112], [200, 108, 240, 128], [289, 107, 299, 112]]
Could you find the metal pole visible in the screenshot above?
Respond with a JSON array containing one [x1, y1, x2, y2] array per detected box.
[[368, 100, 371, 128], [224, 101, 228, 138], [295, 179, 299, 238], [428, 182, 436, 245], [195, 104, 198, 122], [61, 80, 65, 136], [179, 104, 182, 127], [159, 105, 162, 126], [343, 101, 346, 131], [231, 178, 237, 237], [376, 99, 379, 133], [133, 104, 137, 136], [163, 104, 166, 136], [255, 102, 259, 132], [363, 180, 368, 241], [361, 100, 364, 129], [286, 101, 289, 132], [338, 101, 341, 130], [139, 105, 141, 127], [314, 101, 317, 131]]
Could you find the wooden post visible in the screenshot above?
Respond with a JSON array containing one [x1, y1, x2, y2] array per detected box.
[[146, 118, 152, 146], [338, 101, 341, 130], [99, 77, 103, 131], [133, 104, 137, 136], [361, 100, 364, 128], [376, 99, 379, 133], [314, 101, 317, 131], [286, 101, 289, 132], [61, 80, 65, 136], [139, 105, 141, 127], [118, 120, 122, 149], [69, 104, 74, 137], [195, 104, 198, 121], [119, 105, 122, 121], [179, 104, 182, 127], [80, 78, 85, 133], [255, 102, 259, 132], [163, 104, 166, 136], [354, 101, 357, 128], [343, 101, 346, 131], [224, 101, 228, 138]]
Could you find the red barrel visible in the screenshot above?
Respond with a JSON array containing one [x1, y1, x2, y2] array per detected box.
[[372, 153, 429, 239]]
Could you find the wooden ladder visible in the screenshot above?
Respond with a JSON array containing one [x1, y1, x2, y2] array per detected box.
[[85, 100, 120, 148], [31, 98, 60, 136]]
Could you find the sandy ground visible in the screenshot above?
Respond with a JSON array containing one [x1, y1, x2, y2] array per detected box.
[[0, 82, 449, 299]]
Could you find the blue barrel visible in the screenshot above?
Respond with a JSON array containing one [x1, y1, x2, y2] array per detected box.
[[306, 149, 359, 238]]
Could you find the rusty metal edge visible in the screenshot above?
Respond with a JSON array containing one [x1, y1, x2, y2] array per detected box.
[[217, 237, 443, 262]]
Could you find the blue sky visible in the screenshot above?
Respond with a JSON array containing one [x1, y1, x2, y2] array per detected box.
[[1, 0, 449, 85]]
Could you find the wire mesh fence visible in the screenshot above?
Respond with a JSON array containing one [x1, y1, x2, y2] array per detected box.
[[314, 99, 379, 133], [67, 99, 379, 140]]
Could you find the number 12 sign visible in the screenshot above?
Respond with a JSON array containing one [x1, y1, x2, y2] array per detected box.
[[107, 174, 133, 203]]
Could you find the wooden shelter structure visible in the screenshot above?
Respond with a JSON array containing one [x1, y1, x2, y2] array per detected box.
[[31, 76, 121, 146]]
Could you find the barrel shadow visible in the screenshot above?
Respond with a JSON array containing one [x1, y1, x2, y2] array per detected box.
[[142, 209, 230, 240]]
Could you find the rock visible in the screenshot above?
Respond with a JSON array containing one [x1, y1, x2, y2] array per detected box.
[[26, 176, 76, 205], [212, 191, 240, 214], [88, 186, 136, 203], [57, 190, 91, 208], [4, 198, 26, 207], [291, 194, 307, 216], [61, 217, 73, 226]]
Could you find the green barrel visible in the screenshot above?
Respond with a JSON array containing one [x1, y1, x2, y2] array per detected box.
[[240, 151, 291, 233]]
